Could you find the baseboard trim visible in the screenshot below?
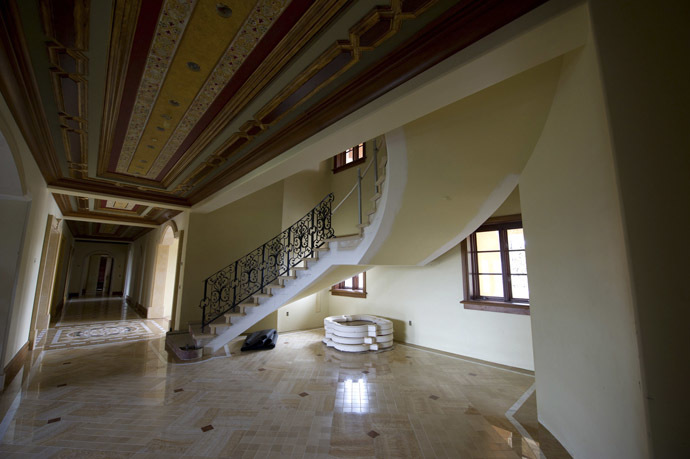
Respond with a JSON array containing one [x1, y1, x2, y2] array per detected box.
[[394, 340, 535, 376], [2, 341, 29, 390], [126, 296, 147, 318]]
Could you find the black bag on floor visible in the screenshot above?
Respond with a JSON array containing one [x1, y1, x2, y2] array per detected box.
[[240, 328, 278, 352]]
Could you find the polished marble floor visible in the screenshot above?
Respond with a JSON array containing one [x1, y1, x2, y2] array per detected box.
[[0, 299, 570, 458]]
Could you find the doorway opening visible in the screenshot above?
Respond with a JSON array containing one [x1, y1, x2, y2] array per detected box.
[[149, 223, 181, 329]]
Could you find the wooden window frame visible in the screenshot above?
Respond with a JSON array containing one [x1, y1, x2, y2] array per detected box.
[[331, 272, 367, 298], [333, 143, 366, 173], [461, 214, 529, 315]]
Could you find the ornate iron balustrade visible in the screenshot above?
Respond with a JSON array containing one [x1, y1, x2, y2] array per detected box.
[[199, 193, 335, 329]]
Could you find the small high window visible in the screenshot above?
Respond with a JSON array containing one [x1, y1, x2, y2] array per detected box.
[[461, 215, 529, 315], [331, 272, 367, 298], [333, 143, 365, 173]]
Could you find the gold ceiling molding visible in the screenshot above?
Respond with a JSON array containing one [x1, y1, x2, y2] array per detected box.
[[40, 0, 90, 180], [160, 0, 349, 188], [175, 0, 438, 196], [97, 0, 142, 184]]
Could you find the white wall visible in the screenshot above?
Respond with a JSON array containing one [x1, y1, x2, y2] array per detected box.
[[588, 1, 689, 456], [0, 92, 65, 366], [68, 241, 129, 295], [277, 292, 329, 333], [519, 36, 648, 458], [325, 246, 535, 370], [0, 199, 30, 375]]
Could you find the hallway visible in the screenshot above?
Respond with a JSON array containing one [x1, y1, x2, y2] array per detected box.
[[41, 298, 168, 351], [0, 319, 570, 458]]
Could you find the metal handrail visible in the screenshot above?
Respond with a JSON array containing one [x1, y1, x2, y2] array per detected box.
[[198, 193, 335, 329], [332, 139, 383, 218]]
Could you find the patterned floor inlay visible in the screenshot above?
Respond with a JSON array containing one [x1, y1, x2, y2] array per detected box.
[[0, 299, 572, 458], [45, 320, 166, 349]]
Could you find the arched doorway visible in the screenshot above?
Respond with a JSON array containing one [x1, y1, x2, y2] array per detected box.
[[148, 222, 181, 329], [78, 251, 115, 296]]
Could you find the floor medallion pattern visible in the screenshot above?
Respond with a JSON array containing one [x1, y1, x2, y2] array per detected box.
[[45, 320, 167, 350]]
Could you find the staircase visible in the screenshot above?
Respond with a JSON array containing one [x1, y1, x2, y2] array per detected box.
[[189, 147, 389, 355]]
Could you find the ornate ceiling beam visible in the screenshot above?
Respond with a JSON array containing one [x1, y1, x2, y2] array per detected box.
[[62, 214, 159, 228], [47, 182, 189, 211]]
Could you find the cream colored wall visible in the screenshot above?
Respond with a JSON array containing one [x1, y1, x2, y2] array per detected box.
[[588, 1, 688, 456], [329, 139, 382, 236], [0, 92, 65, 365], [325, 247, 534, 370], [281, 162, 329, 230], [370, 58, 562, 266], [0, 199, 30, 373], [277, 292, 329, 333], [127, 213, 188, 326], [179, 182, 284, 328], [68, 241, 129, 295], [519, 40, 647, 457], [491, 187, 520, 217]]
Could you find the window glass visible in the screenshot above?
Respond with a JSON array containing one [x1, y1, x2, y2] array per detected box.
[[508, 251, 527, 274], [477, 252, 502, 274], [507, 228, 525, 250], [511, 275, 529, 299], [479, 275, 504, 297], [476, 230, 500, 251], [344, 277, 353, 288]]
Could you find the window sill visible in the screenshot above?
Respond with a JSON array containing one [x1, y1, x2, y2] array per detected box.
[[461, 300, 530, 315], [332, 156, 366, 174], [331, 289, 367, 298]]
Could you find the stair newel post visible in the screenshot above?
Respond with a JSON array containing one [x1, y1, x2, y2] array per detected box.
[[202, 279, 208, 331], [310, 207, 316, 256], [232, 259, 238, 311], [357, 167, 363, 226], [286, 226, 292, 273], [260, 244, 265, 293], [374, 142, 379, 194]]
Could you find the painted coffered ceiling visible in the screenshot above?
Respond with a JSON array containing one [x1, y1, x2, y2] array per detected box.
[[0, 0, 546, 240]]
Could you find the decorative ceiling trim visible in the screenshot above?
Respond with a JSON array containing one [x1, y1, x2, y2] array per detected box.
[[40, 0, 90, 180], [176, 0, 438, 196], [156, 0, 344, 187], [48, 178, 190, 208], [187, 0, 547, 203], [0, 0, 61, 182], [97, 0, 143, 184]]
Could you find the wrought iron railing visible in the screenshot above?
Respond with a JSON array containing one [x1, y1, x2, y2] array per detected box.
[[199, 193, 335, 329]]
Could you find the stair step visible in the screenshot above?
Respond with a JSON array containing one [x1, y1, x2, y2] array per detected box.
[[278, 275, 296, 280], [315, 247, 330, 252], [370, 193, 382, 202], [379, 156, 387, 168], [224, 312, 246, 319], [266, 283, 284, 290], [292, 266, 308, 270], [209, 323, 232, 335], [189, 323, 214, 340], [240, 302, 260, 307], [375, 174, 386, 186], [253, 293, 272, 298], [301, 256, 317, 261], [367, 208, 377, 216], [356, 223, 369, 229], [325, 233, 362, 243], [239, 299, 259, 307]]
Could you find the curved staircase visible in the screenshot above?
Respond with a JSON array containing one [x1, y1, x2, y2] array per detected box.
[[188, 150, 389, 355]]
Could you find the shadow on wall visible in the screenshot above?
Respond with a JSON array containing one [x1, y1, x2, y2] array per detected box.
[[389, 318, 407, 342]]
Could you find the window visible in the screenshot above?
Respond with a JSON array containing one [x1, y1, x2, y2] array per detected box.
[[461, 215, 529, 315], [333, 143, 366, 173], [331, 271, 367, 298]]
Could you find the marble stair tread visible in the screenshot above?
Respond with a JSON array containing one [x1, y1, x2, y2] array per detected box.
[[278, 275, 296, 280]]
